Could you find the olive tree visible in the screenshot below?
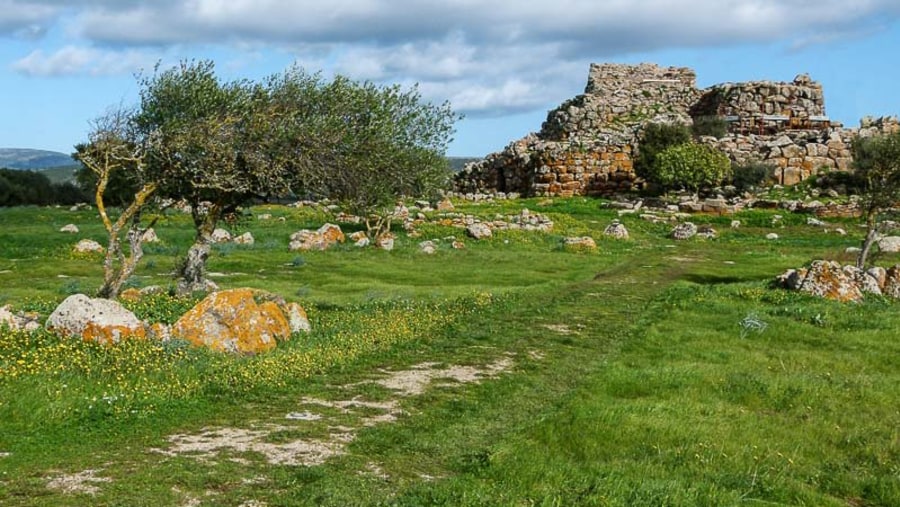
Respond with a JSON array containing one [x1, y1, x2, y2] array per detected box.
[[134, 61, 295, 294], [851, 131, 900, 268], [73, 106, 158, 299], [273, 70, 458, 239]]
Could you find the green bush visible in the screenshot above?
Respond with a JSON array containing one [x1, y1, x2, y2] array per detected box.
[[691, 115, 729, 138], [649, 143, 732, 193], [732, 162, 773, 191], [635, 123, 692, 179]]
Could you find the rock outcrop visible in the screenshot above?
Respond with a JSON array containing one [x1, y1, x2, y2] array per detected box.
[[776, 260, 900, 302]]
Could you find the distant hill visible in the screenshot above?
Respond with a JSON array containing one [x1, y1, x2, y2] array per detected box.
[[0, 148, 74, 170], [448, 156, 481, 172]]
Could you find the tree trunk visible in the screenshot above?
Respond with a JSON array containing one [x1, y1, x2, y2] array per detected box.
[[176, 203, 222, 295], [856, 211, 879, 269]]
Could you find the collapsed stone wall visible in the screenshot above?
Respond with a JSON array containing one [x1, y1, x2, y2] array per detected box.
[[454, 62, 898, 197]]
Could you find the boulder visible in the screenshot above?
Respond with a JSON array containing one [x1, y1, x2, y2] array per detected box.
[[670, 222, 697, 240], [466, 223, 493, 240], [46, 294, 146, 344], [59, 224, 79, 233], [172, 289, 292, 354], [778, 260, 863, 302], [842, 265, 882, 295], [73, 239, 104, 254], [289, 230, 328, 251], [210, 228, 232, 243], [563, 236, 597, 250], [233, 232, 255, 245], [877, 236, 900, 253], [348, 231, 367, 242], [867, 266, 887, 288], [603, 220, 629, 240]]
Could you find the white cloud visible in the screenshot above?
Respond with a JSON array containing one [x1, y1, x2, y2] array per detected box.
[[4, 0, 900, 117], [11, 45, 158, 77]]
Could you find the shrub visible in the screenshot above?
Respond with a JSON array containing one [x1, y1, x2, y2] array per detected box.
[[732, 162, 773, 191], [635, 123, 692, 179], [650, 143, 732, 193], [691, 115, 729, 138]]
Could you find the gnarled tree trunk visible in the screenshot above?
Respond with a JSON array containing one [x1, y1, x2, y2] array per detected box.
[[176, 202, 222, 295]]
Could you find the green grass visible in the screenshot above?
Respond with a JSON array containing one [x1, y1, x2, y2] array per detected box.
[[0, 199, 898, 505]]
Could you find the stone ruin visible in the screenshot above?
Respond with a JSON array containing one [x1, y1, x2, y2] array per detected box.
[[455, 62, 900, 196]]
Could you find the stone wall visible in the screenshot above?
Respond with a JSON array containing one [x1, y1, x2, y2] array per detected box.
[[454, 62, 899, 197]]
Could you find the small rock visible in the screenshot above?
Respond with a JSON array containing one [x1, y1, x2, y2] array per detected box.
[[354, 237, 370, 248], [466, 223, 493, 240], [562, 236, 597, 250], [419, 240, 437, 254], [257, 213, 272, 220], [283, 302, 311, 334], [697, 225, 718, 239], [210, 228, 232, 243], [141, 228, 160, 243], [59, 224, 79, 233], [835, 228, 847, 236], [671, 222, 697, 240], [877, 236, 900, 253], [436, 198, 455, 211], [766, 233, 779, 240], [603, 220, 629, 240], [730, 220, 741, 229], [73, 239, 104, 254], [375, 233, 395, 251], [807, 217, 826, 227], [233, 232, 254, 245], [451, 241, 466, 250]]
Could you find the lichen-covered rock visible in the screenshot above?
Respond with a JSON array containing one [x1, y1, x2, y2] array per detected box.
[[466, 223, 492, 240], [778, 260, 863, 302], [451, 240, 466, 250], [172, 289, 292, 354], [842, 265, 881, 296], [671, 222, 697, 240], [419, 240, 437, 254], [563, 236, 597, 250], [233, 232, 254, 245], [867, 266, 887, 288], [436, 198, 455, 211], [210, 228, 232, 243], [46, 294, 146, 345], [74, 239, 104, 254], [317, 223, 345, 245], [603, 220, 629, 239], [375, 233, 395, 251]]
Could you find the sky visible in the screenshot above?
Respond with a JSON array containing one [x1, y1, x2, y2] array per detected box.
[[0, 1, 899, 158]]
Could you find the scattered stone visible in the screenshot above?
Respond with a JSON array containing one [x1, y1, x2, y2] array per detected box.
[[766, 233, 779, 240], [419, 241, 437, 254], [59, 224, 79, 233], [210, 228, 232, 243], [835, 228, 847, 236], [807, 217, 826, 227], [172, 289, 293, 354], [348, 231, 367, 242], [777, 260, 863, 302], [451, 241, 466, 250], [730, 220, 741, 229], [257, 213, 272, 220], [290, 224, 345, 251], [375, 233, 395, 251], [867, 266, 887, 288], [46, 294, 146, 344], [0, 305, 41, 332], [354, 237, 370, 248], [671, 222, 697, 240], [603, 220, 629, 239], [73, 239, 104, 254], [436, 198, 455, 211], [317, 223, 345, 244], [562, 236, 597, 250], [466, 223, 493, 240], [845, 246, 861, 254], [233, 232, 255, 245], [697, 225, 718, 239]]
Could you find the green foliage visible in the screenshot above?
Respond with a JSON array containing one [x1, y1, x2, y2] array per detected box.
[[851, 131, 900, 267], [691, 115, 728, 138], [0, 168, 87, 207], [649, 142, 732, 192], [635, 122, 692, 179], [731, 161, 773, 191]]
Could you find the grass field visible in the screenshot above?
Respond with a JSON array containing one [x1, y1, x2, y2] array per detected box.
[[0, 198, 898, 506]]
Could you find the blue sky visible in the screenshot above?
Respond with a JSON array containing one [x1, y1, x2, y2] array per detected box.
[[0, 1, 898, 158]]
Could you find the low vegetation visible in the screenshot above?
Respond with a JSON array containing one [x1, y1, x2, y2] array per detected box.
[[1, 197, 898, 505]]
